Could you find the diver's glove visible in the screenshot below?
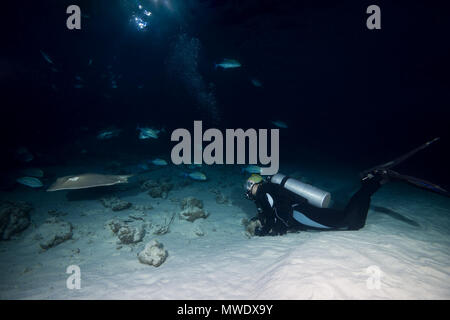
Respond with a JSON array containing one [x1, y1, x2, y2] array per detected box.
[[254, 226, 264, 236], [254, 221, 272, 236], [255, 221, 288, 236], [362, 169, 390, 184]]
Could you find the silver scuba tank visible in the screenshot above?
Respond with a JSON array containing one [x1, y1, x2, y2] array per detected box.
[[270, 173, 331, 208]]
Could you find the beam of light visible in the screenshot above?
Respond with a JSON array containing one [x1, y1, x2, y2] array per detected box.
[[150, 0, 174, 11]]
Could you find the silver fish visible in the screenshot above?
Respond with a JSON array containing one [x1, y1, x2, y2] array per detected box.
[[151, 159, 168, 166], [17, 177, 43, 188], [242, 165, 262, 174], [271, 120, 288, 129], [40, 50, 53, 64], [137, 126, 160, 139], [184, 171, 207, 181], [97, 128, 121, 140], [215, 59, 241, 69], [251, 78, 263, 87]]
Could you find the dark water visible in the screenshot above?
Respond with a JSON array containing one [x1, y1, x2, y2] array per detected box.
[[1, 0, 449, 189]]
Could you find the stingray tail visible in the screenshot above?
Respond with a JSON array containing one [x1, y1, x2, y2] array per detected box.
[[121, 175, 133, 183]]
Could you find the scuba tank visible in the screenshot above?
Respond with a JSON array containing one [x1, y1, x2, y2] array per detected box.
[[270, 173, 331, 208]]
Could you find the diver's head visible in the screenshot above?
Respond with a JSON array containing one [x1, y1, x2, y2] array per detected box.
[[245, 174, 263, 200]]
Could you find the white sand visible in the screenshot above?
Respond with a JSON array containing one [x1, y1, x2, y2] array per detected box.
[[1, 165, 449, 299]]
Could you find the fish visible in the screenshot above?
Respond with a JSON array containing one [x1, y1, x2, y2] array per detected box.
[[137, 126, 160, 139], [215, 59, 241, 69], [88, 59, 93, 66], [74, 84, 84, 89], [19, 168, 44, 178], [75, 76, 83, 81], [51, 67, 59, 73], [251, 78, 263, 87], [97, 128, 121, 140], [151, 159, 168, 166], [271, 120, 288, 129], [17, 177, 43, 188], [242, 165, 262, 174], [47, 174, 132, 192], [183, 171, 207, 181], [40, 50, 53, 64], [138, 85, 144, 89]]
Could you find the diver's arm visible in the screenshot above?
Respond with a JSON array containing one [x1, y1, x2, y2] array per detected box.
[[254, 199, 276, 236], [254, 185, 290, 236]]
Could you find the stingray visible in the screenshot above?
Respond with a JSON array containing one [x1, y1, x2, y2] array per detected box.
[[47, 173, 132, 192]]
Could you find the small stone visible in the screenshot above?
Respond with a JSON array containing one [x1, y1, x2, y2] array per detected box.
[[100, 197, 132, 211], [180, 207, 208, 222], [36, 218, 73, 250], [137, 240, 168, 267], [0, 201, 32, 240], [181, 197, 203, 210], [179, 197, 208, 222], [193, 225, 205, 237], [117, 225, 145, 244], [105, 219, 124, 234], [142, 179, 173, 199], [152, 224, 169, 235]]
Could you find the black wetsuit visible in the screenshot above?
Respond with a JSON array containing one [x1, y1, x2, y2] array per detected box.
[[252, 175, 383, 236]]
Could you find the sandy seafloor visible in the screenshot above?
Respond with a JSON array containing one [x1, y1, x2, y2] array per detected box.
[[0, 161, 449, 300]]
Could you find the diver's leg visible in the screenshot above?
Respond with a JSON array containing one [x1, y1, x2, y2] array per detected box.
[[289, 173, 387, 230], [291, 205, 347, 229], [343, 173, 386, 230]]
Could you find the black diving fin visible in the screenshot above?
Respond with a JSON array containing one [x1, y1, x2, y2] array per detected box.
[[361, 137, 449, 197]]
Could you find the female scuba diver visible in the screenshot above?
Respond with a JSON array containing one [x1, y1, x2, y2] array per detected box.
[[244, 138, 450, 236]]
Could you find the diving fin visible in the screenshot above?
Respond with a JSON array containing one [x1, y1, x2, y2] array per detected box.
[[361, 138, 449, 197], [361, 137, 440, 177], [386, 169, 450, 197]]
